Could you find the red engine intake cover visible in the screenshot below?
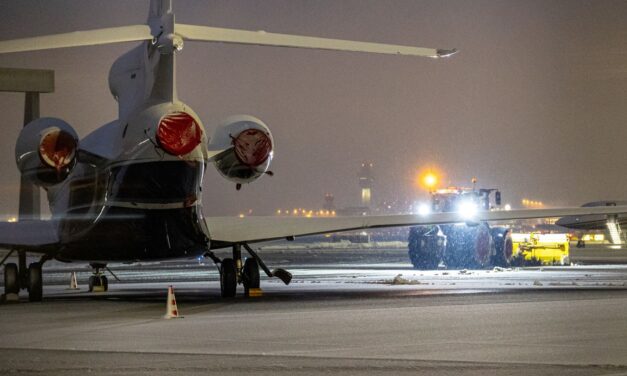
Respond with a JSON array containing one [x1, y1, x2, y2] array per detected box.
[[39, 129, 77, 171], [232, 128, 272, 167], [157, 112, 202, 156]]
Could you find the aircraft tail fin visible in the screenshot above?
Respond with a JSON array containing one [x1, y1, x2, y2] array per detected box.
[[149, 0, 172, 18]]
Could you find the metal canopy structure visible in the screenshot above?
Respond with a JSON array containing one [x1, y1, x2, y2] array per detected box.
[[0, 67, 54, 93], [0, 67, 54, 286]]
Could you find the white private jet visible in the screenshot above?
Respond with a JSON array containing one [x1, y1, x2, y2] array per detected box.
[[1, 1, 625, 301]]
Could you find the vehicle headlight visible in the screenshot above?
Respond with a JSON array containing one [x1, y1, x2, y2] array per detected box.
[[418, 203, 431, 216], [458, 201, 478, 219]]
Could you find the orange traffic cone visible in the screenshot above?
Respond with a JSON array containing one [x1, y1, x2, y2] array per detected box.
[[163, 286, 181, 319], [67, 272, 80, 290]]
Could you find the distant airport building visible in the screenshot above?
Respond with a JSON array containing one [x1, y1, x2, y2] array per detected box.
[[358, 162, 374, 208]]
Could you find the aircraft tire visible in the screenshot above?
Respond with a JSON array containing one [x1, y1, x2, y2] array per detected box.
[[4, 263, 19, 295], [88, 275, 102, 292], [242, 258, 260, 296], [28, 262, 43, 302], [88, 276, 95, 292], [101, 275, 109, 292], [220, 258, 237, 298]]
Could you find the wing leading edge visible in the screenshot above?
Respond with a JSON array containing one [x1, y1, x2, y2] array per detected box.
[[205, 205, 627, 246]]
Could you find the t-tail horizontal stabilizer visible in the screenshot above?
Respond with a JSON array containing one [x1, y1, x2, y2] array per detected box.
[[175, 24, 457, 58], [0, 8, 456, 60]]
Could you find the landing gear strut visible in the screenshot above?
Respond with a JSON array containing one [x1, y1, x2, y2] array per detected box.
[[210, 243, 292, 298], [88, 263, 109, 293]]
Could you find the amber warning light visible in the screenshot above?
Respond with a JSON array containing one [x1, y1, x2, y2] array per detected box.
[[417, 170, 440, 192], [157, 112, 202, 156]]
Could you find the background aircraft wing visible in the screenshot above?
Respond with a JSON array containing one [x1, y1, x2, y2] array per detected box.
[[175, 24, 457, 58], [205, 205, 627, 245], [0, 220, 59, 250]]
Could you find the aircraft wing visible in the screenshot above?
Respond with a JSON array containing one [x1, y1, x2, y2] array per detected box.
[[205, 205, 627, 245], [555, 201, 627, 230], [0, 220, 59, 251]]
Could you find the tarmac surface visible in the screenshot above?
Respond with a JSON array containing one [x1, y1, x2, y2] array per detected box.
[[1, 247, 627, 375]]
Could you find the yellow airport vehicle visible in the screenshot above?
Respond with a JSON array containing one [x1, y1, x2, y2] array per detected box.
[[511, 233, 570, 265]]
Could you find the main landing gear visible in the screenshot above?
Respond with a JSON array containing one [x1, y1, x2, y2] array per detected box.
[[208, 243, 292, 298], [2, 250, 46, 302]]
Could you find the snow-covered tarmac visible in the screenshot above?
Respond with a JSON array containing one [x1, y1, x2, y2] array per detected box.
[[1, 249, 627, 375]]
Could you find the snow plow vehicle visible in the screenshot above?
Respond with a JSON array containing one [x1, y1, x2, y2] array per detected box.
[[510, 233, 570, 266], [408, 185, 513, 269]]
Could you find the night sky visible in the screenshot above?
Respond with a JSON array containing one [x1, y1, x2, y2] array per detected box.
[[1, 0, 627, 217]]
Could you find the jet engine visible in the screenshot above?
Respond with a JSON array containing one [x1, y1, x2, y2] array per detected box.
[[15, 117, 79, 187], [211, 115, 273, 186]]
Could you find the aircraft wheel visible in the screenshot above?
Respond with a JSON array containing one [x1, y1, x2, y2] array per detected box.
[[220, 258, 237, 298], [242, 258, 260, 296], [101, 275, 109, 292], [28, 263, 43, 302], [88, 275, 101, 292], [4, 263, 19, 295]]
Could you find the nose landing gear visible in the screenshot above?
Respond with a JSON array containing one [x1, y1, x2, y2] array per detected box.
[[88, 263, 109, 292]]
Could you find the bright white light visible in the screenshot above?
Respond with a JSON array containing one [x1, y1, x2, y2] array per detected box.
[[417, 203, 431, 216], [504, 204, 512, 211], [458, 201, 478, 219], [606, 221, 623, 245]]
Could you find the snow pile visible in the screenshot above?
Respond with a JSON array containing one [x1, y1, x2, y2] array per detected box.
[[390, 274, 421, 285]]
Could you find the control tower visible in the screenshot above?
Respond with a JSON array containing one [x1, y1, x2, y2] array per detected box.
[[358, 162, 374, 208], [323, 193, 335, 211]]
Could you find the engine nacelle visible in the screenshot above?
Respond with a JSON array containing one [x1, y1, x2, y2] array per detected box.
[[15, 117, 79, 187], [211, 115, 273, 184]]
